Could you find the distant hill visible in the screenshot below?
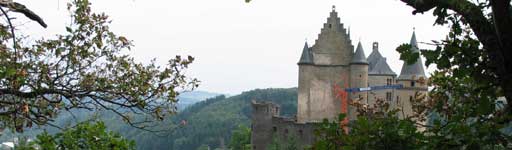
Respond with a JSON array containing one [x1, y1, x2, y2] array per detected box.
[[0, 88, 297, 150], [177, 91, 222, 110], [0, 91, 220, 142]]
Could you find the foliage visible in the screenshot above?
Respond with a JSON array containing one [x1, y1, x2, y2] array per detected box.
[[32, 121, 134, 150], [14, 137, 38, 150], [267, 133, 299, 150], [398, 0, 512, 148], [0, 0, 198, 132], [313, 99, 426, 150], [398, 0, 512, 117], [228, 125, 252, 150]]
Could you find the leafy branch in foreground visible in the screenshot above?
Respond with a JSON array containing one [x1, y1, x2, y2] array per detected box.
[[0, 0, 198, 132]]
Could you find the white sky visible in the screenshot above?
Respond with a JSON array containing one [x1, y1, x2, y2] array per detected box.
[[16, 0, 448, 95]]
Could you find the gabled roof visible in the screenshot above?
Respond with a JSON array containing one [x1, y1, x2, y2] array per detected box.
[[369, 57, 396, 76], [350, 42, 368, 64], [298, 42, 313, 64], [398, 31, 426, 79]]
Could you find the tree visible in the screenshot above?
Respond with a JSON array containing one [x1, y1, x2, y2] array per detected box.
[[228, 125, 252, 150], [0, 0, 198, 132], [395, 0, 512, 148], [30, 121, 135, 150], [398, 0, 512, 119]]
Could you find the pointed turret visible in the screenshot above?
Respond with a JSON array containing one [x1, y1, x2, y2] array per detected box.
[[351, 42, 368, 64], [298, 42, 313, 64], [398, 31, 426, 79]]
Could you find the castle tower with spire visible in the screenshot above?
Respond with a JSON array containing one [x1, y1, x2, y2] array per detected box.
[[395, 31, 428, 118], [349, 42, 369, 120]]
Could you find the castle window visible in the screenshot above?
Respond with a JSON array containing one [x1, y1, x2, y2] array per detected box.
[[359, 74, 362, 78], [411, 81, 415, 87], [298, 130, 303, 136], [386, 92, 392, 101], [273, 126, 277, 132], [329, 24, 332, 28], [409, 96, 413, 102], [284, 129, 289, 135]]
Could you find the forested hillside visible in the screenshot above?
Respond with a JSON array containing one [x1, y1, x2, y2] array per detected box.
[[130, 88, 297, 150]]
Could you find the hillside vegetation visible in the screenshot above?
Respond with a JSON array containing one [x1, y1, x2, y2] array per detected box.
[[131, 88, 297, 150], [1, 88, 297, 150]]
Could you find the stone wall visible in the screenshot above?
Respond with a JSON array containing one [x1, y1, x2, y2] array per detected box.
[[395, 78, 428, 118], [297, 65, 349, 123], [368, 75, 396, 106], [251, 101, 317, 150]]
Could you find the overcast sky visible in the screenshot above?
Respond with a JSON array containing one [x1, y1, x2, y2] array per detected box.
[[17, 0, 448, 95]]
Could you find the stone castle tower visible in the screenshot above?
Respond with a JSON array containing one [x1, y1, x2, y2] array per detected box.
[[297, 6, 354, 123], [251, 6, 427, 149]]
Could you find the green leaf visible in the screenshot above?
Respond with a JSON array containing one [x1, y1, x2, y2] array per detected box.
[[66, 27, 73, 33], [6, 68, 16, 76]]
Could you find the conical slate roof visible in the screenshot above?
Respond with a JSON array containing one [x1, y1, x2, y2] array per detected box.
[[398, 31, 426, 79], [298, 42, 313, 64], [351, 42, 368, 64], [367, 42, 383, 71], [369, 57, 396, 76]]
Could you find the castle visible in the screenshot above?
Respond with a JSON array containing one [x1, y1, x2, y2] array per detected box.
[[251, 6, 427, 150]]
